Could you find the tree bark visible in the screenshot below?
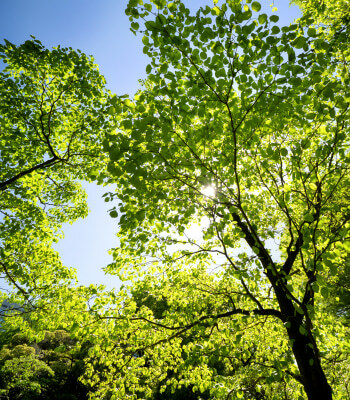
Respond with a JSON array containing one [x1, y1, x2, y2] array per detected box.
[[275, 286, 332, 400], [231, 212, 333, 399], [287, 318, 332, 400]]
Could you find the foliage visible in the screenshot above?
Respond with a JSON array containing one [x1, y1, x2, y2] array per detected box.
[[2, 2, 350, 400], [325, 257, 350, 322], [0, 38, 113, 318], [291, 0, 350, 78], [291, 0, 350, 31], [0, 329, 90, 400], [82, 0, 350, 399]]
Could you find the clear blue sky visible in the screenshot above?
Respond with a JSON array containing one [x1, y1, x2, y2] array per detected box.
[[1, 0, 301, 289]]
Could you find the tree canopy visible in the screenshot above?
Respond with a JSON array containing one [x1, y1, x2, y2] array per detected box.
[[0, 38, 113, 317], [91, 0, 349, 399], [1, 1, 350, 400]]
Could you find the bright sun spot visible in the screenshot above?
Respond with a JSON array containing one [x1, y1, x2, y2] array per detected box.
[[179, 186, 215, 241], [201, 185, 216, 198]]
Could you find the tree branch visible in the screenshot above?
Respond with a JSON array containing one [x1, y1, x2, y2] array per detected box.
[[0, 156, 60, 191]]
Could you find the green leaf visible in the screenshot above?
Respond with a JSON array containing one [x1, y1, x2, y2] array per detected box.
[[258, 13, 267, 24], [212, 6, 220, 15], [108, 106, 116, 115], [271, 26, 280, 35], [304, 213, 314, 222], [323, 86, 334, 99], [320, 287, 329, 299], [293, 36, 307, 49], [131, 21, 139, 31], [123, 119, 133, 129], [54, 345, 66, 353], [251, 1, 261, 12], [109, 210, 118, 218], [307, 27, 317, 37], [299, 325, 307, 336]]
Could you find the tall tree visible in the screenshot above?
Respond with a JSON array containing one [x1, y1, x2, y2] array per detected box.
[[0, 38, 113, 319], [88, 0, 350, 399]]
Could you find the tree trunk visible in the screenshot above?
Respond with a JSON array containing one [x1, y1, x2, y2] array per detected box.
[[274, 286, 332, 400], [286, 315, 332, 400]]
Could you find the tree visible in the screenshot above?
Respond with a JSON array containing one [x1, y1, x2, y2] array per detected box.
[[0, 329, 90, 399], [0, 38, 113, 316], [85, 0, 350, 399]]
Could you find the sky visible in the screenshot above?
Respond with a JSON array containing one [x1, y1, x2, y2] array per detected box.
[[1, 0, 302, 290]]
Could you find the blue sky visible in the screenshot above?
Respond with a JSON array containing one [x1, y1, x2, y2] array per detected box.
[[1, 0, 301, 289]]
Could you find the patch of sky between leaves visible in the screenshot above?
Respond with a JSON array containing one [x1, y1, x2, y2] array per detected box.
[[53, 181, 120, 290]]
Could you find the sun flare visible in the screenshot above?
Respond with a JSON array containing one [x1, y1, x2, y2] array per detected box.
[[200, 185, 216, 198]]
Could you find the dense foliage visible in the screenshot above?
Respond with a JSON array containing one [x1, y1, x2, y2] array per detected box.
[[0, 329, 89, 399], [292, 0, 350, 32], [92, 0, 349, 399], [0, 38, 113, 323], [1, 1, 350, 399]]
